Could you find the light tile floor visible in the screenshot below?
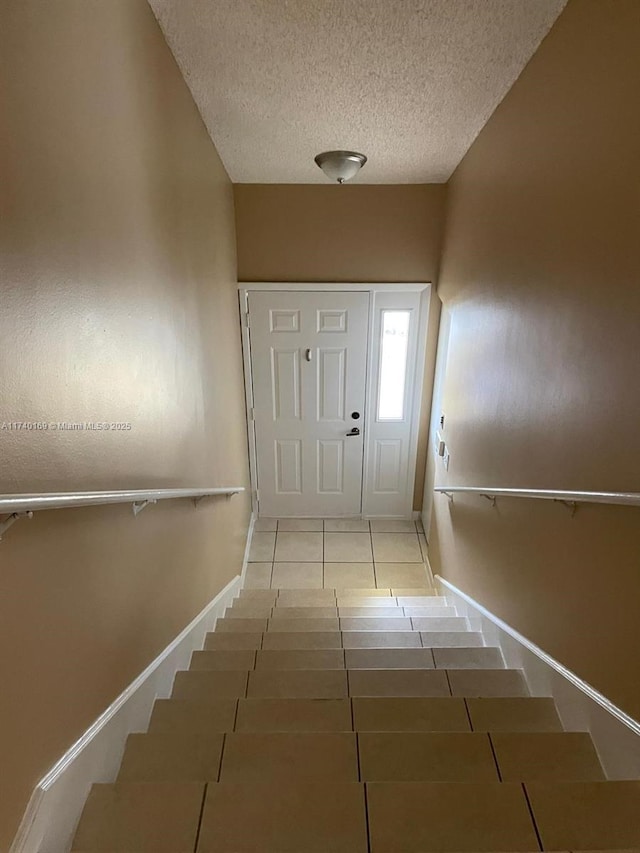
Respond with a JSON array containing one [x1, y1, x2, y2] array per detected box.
[[247, 518, 432, 590]]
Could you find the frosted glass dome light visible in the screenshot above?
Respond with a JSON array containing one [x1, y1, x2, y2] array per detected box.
[[314, 150, 367, 183]]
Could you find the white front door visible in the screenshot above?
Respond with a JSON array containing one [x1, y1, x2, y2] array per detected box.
[[248, 291, 369, 517]]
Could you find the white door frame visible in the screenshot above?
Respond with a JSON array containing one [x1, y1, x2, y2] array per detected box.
[[238, 283, 431, 518]]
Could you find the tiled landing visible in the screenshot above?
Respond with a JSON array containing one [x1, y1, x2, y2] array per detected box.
[[247, 517, 432, 589]]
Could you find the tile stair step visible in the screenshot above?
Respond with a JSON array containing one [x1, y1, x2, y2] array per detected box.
[[419, 630, 485, 646], [171, 668, 529, 700], [265, 617, 341, 632], [489, 731, 605, 781], [204, 631, 265, 650], [202, 628, 488, 650], [432, 646, 505, 668], [219, 732, 359, 783], [524, 780, 640, 850], [73, 780, 640, 851], [341, 631, 421, 648], [234, 593, 449, 606], [235, 697, 353, 732], [465, 697, 564, 731], [353, 697, 471, 731], [247, 669, 348, 699], [189, 648, 505, 672], [272, 596, 452, 608], [241, 587, 448, 603], [448, 668, 529, 697], [366, 781, 541, 852], [261, 631, 343, 649], [147, 696, 567, 735], [341, 630, 435, 648], [187, 646, 506, 670], [255, 649, 346, 670], [147, 699, 238, 734], [340, 617, 415, 631], [117, 732, 224, 782], [344, 648, 436, 669], [215, 616, 471, 632], [71, 781, 205, 852], [348, 668, 452, 697], [197, 781, 368, 852], [190, 650, 257, 670], [227, 603, 458, 617], [113, 731, 606, 785], [237, 587, 445, 597]]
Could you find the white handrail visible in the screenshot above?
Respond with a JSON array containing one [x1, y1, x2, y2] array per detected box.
[[0, 487, 245, 540], [0, 487, 244, 514], [434, 485, 640, 507]]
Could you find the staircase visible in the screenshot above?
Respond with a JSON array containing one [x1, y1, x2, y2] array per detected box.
[[72, 585, 640, 852]]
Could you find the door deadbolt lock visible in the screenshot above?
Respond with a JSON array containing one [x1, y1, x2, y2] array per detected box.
[[346, 427, 360, 437], [351, 411, 361, 420]]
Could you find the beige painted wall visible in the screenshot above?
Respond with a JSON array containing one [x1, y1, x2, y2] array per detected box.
[[430, 0, 640, 718], [234, 184, 446, 506], [0, 1, 250, 846]]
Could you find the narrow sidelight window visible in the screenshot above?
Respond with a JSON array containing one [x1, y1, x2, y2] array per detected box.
[[377, 310, 410, 420]]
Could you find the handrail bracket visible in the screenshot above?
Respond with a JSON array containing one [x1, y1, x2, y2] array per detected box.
[[442, 491, 454, 502], [132, 499, 157, 517], [554, 499, 578, 516], [480, 493, 497, 507], [0, 510, 34, 541]]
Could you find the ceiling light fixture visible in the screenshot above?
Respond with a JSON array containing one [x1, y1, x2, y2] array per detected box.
[[314, 150, 367, 184]]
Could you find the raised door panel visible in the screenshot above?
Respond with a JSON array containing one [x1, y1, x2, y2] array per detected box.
[[270, 348, 301, 421], [317, 440, 345, 494], [317, 348, 346, 422], [373, 439, 403, 494], [274, 440, 302, 494]]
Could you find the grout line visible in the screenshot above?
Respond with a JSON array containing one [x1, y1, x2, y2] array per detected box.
[[462, 698, 474, 731], [349, 695, 355, 732], [444, 669, 454, 697], [368, 522, 378, 588], [363, 782, 373, 853], [192, 781, 208, 852], [355, 731, 362, 782], [232, 699, 240, 732], [522, 783, 544, 852], [217, 733, 227, 783], [487, 732, 503, 781]]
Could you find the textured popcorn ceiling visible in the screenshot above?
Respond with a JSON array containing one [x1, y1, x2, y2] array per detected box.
[[148, 0, 566, 183]]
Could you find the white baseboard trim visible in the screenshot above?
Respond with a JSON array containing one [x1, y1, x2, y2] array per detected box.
[[437, 574, 640, 780], [10, 572, 243, 853], [239, 512, 256, 586]]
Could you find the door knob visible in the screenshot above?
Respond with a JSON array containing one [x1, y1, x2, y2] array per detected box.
[[346, 427, 360, 437]]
